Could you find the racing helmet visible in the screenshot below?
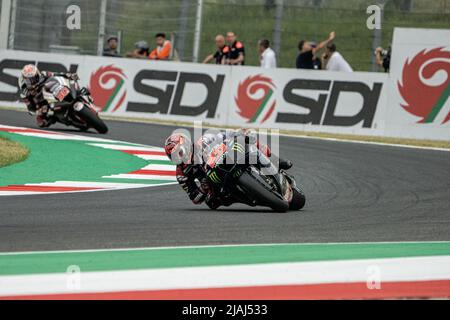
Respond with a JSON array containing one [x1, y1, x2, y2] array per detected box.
[[164, 133, 192, 164], [20, 64, 42, 90]]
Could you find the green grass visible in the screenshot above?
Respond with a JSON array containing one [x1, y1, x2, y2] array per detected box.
[[0, 136, 29, 168]]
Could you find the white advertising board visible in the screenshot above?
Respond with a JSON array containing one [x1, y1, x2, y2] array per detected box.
[[387, 28, 450, 140]]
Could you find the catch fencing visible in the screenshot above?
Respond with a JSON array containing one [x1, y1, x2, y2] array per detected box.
[[1, 0, 449, 71]]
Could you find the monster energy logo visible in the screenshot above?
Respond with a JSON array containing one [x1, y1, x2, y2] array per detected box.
[[208, 170, 221, 183], [233, 169, 242, 178]]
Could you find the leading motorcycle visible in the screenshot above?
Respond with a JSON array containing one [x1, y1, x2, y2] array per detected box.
[[204, 135, 306, 212]]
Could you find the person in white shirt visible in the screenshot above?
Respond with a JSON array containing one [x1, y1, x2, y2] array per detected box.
[[258, 39, 277, 69], [322, 43, 353, 72]]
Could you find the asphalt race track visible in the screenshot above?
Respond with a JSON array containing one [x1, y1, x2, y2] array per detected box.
[[1, 109, 449, 252]]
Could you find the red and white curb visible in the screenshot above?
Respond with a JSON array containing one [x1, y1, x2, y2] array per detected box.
[[1, 255, 450, 299], [91, 143, 175, 180], [0, 181, 173, 196], [0, 125, 111, 142], [0, 125, 176, 195]]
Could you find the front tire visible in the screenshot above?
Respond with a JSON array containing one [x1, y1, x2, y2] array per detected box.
[[76, 106, 108, 134], [238, 171, 289, 213]]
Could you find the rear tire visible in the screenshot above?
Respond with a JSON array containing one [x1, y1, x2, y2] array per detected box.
[[289, 187, 306, 210], [76, 106, 108, 134], [238, 171, 289, 213]]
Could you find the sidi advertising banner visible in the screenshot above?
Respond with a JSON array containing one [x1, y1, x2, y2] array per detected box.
[[387, 28, 450, 140], [228, 66, 388, 136], [0, 50, 231, 125], [1, 50, 389, 136]]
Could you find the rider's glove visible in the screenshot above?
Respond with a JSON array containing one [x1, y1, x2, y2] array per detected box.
[[66, 73, 79, 81]]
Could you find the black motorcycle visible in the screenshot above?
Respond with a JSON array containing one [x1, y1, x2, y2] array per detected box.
[[204, 135, 306, 212], [34, 76, 108, 134]]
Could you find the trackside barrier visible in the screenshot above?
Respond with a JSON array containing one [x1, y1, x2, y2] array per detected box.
[[0, 28, 448, 140]]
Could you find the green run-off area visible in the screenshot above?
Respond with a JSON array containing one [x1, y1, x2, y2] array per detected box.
[[0, 131, 147, 187]]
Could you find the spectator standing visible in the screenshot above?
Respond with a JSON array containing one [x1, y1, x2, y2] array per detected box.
[[125, 40, 150, 59], [258, 39, 277, 68], [149, 33, 172, 60], [296, 31, 335, 69], [322, 43, 353, 72], [103, 35, 121, 57], [203, 35, 230, 64], [225, 31, 245, 65]]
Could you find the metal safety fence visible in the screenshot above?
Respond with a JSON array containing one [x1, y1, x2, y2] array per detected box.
[[1, 0, 449, 71]]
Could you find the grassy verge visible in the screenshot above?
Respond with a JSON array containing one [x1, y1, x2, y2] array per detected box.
[[0, 136, 30, 168]]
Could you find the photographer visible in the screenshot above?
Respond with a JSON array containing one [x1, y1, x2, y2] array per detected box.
[[375, 46, 391, 72]]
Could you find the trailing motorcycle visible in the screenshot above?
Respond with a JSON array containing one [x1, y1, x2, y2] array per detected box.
[[33, 76, 108, 134]]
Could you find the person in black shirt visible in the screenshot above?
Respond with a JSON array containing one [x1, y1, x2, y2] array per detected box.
[[296, 31, 335, 69], [225, 31, 245, 65], [203, 35, 230, 64]]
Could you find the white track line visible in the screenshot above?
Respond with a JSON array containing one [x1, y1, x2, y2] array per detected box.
[[0, 182, 177, 196], [0, 241, 448, 256], [279, 133, 450, 152], [25, 181, 151, 189], [0, 124, 144, 146], [131, 154, 169, 161], [140, 164, 176, 171], [11, 132, 114, 142]]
